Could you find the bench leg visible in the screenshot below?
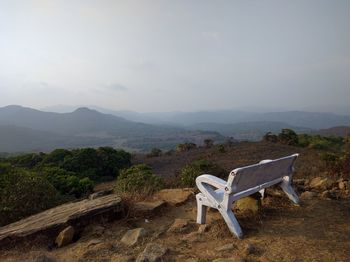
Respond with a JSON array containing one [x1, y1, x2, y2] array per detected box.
[[196, 196, 207, 224], [219, 208, 243, 239], [280, 181, 299, 205]]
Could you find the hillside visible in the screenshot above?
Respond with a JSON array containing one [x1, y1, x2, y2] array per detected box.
[[1, 142, 349, 261], [186, 121, 311, 141], [0, 106, 224, 152], [313, 126, 350, 138]]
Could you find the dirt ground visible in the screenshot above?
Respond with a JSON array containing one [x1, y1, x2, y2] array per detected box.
[[1, 191, 349, 262]]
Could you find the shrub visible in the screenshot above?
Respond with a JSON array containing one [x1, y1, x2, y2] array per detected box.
[[218, 144, 226, 153], [263, 132, 278, 143], [0, 168, 60, 226], [278, 129, 299, 145], [147, 148, 162, 158], [180, 160, 227, 187], [39, 167, 94, 197], [115, 164, 164, 196], [176, 143, 197, 152], [203, 139, 214, 148]]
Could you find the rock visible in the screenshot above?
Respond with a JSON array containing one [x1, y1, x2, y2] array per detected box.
[[320, 190, 330, 199], [168, 218, 190, 233], [198, 224, 209, 234], [241, 243, 255, 256], [212, 257, 245, 262], [133, 201, 166, 214], [309, 177, 334, 190], [182, 231, 205, 243], [235, 197, 260, 214], [55, 226, 75, 247], [215, 243, 236, 252], [111, 254, 134, 262], [155, 188, 194, 206], [293, 179, 306, 186], [136, 243, 168, 262], [300, 191, 317, 200], [89, 189, 113, 200], [339, 181, 346, 190], [35, 254, 57, 262], [121, 228, 147, 246], [87, 238, 102, 247]]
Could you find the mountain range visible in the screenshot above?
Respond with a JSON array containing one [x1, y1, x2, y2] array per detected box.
[[1, 105, 350, 153]]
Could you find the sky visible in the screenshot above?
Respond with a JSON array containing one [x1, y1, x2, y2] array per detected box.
[[0, 0, 349, 112]]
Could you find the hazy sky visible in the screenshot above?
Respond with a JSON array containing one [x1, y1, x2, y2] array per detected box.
[[0, 0, 349, 112]]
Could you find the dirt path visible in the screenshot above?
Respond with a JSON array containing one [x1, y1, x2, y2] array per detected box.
[[1, 193, 349, 262]]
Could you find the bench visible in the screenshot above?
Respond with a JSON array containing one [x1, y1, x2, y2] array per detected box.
[[195, 154, 299, 238]]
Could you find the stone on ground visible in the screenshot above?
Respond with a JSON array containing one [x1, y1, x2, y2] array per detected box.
[[198, 224, 209, 234], [136, 243, 168, 262], [154, 188, 194, 206], [55, 226, 75, 247], [121, 228, 147, 246], [309, 177, 334, 190], [167, 218, 190, 233], [235, 196, 261, 214], [133, 201, 166, 214], [300, 191, 317, 200]]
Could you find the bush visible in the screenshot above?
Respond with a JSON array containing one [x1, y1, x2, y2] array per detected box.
[[147, 148, 162, 157], [278, 129, 299, 145], [218, 144, 226, 153], [203, 139, 214, 148], [39, 167, 94, 197], [0, 168, 60, 226], [180, 160, 227, 187], [115, 164, 164, 196], [263, 132, 278, 143], [176, 142, 197, 152]]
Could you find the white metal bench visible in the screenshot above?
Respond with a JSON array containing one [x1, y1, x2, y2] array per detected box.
[[195, 154, 299, 238]]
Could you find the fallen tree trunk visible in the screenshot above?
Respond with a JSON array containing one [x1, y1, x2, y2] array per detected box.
[[0, 194, 123, 245]]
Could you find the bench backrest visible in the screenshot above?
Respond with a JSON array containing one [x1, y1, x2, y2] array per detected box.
[[227, 154, 298, 193]]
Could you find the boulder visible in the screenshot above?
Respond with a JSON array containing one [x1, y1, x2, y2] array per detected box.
[[136, 243, 168, 262], [235, 197, 261, 214], [121, 228, 147, 247], [309, 177, 334, 190], [167, 218, 190, 233], [155, 188, 194, 206], [300, 191, 317, 200], [339, 181, 346, 190], [55, 226, 75, 247]]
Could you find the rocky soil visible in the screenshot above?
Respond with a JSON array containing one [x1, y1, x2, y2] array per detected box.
[[1, 183, 350, 262]]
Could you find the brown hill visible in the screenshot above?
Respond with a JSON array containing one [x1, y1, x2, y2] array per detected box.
[[313, 126, 350, 138]]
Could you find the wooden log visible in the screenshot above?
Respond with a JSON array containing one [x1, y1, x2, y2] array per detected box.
[[0, 194, 123, 243]]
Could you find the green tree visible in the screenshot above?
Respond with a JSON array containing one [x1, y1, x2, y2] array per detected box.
[[0, 168, 60, 226], [278, 129, 299, 145], [115, 164, 163, 195]]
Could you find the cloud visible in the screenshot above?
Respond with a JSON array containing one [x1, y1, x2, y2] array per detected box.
[[103, 83, 128, 92]]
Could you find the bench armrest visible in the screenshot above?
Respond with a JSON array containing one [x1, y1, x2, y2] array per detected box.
[[196, 174, 227, 190]]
